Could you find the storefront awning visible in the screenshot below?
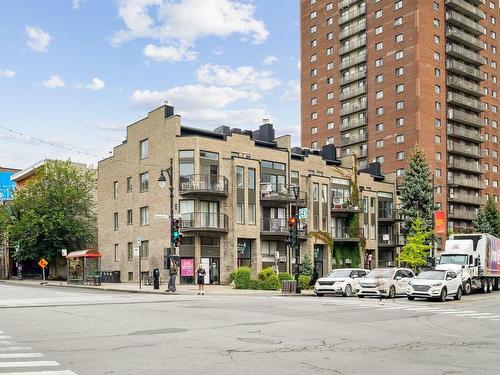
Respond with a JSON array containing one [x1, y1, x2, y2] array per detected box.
[[66, 249, 102, 259]]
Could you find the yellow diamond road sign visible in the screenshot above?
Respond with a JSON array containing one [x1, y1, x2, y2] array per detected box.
[[38, 258, 48, 269]]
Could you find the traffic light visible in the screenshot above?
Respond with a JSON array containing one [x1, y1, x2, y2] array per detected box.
[[172, 219, 182, 247], [288, 216, 297, 230], [287, 216, 297, 250]]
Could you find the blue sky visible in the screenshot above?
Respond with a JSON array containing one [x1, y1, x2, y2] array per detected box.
[[0, 0, 300, 169]]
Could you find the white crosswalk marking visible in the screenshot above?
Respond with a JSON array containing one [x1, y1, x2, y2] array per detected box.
[[0, 353, 44, 359], [0, 330, 78, 374]]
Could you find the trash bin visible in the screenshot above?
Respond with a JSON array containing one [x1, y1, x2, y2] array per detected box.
[[281, 280, 297, 294], [153, 268, 160, 290]]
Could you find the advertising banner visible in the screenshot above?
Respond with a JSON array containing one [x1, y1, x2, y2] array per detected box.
[[181, 258, 194, 277], [434, 211, 446, 234]]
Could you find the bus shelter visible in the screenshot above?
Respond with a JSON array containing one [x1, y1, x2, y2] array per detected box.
[[66, 249, 102, 285]]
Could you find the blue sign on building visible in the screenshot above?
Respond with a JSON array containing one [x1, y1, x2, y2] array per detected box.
[[0, 168, 19, 201]]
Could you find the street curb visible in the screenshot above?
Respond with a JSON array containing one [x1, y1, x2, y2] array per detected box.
[[0, 280, 315, 297]]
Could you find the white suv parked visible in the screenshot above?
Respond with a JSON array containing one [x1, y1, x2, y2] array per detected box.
[[407, 270, 463, 302], [314, 268, 368, 297], [357, 268, 415, 298]]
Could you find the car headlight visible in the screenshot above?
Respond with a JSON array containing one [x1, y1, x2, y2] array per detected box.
[[408, 281, 413, 286], [431, 282, 442, 287], [315, 281, 319, 287]]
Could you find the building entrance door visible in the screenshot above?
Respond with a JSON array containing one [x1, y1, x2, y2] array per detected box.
[[201, 257, 220, 284]]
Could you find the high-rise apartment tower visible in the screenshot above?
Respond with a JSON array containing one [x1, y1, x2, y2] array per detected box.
[[301, 0, 500, 232]]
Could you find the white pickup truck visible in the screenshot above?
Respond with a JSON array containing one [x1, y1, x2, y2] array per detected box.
[[436, 233, 500, 294]]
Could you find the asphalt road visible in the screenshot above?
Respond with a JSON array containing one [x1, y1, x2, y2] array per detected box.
[[0, 283, 500, 375]]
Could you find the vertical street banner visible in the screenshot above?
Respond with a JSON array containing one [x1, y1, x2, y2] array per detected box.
[[434, 211, 446, 234]]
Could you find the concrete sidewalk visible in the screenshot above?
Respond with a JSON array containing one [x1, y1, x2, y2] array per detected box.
[[0, 278, 314, 296]]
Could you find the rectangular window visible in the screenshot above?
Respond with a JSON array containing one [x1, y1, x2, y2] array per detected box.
[[376, 140, 384, 148], [139, 139, 149, 160], [126, 177, 132, 192], [395, 84, 404, 93], [127, 242, 133, 261], [114, 244, 119, 262], [396, 117, 404, 127], [237, 203, 244, 224], [396, 151, 405, 160], [113, 181, 118, 199], [375, 58, 383, 67], [141, 240, 149, 259], [127, 209, 133, 225], [395, 67, 404, 76], [140, 172, 149, 192], [395, 33, 403, 43], [396, 101, 404, 110], [394, 17, 403, 27], [236, 166, 244, 188], [395, 1, 403, 11], [140, 206, 149, 226], [396, 134, 405, 143], [375, 26, 383, 35], [375, 42, 383, 51], [395, 50, 404, 60], [113, 212, 118, 231]]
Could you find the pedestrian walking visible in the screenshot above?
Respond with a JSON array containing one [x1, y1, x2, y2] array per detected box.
[[309, 268, 319, 287], [167, 259, 178, 292], [196, 264, 206, 295]]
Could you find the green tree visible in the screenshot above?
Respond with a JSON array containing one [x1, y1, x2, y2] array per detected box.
[[399, 217, 432, 270], [400, 148, 433, 239], [483, 196, 500, 237], [302, 252, 313, 276], [473, 209, 493, 234], [9, 160, 96, 267]]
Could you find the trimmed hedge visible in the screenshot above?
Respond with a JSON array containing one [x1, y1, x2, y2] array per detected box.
[[298, 275, 312, 290], [233, 267, 252, 289], [278, 272, 294, 283], [232, 266, 281, 290], [258, 267, 281, 290]]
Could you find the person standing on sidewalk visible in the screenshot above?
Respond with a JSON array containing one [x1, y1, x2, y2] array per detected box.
[[167, 259, 178, 292], [196, 264, 206, 295]]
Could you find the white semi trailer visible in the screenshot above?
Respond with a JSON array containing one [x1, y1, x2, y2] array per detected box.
[[436, 233, 500, 294]]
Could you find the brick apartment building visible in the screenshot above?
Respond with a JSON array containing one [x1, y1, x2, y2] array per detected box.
[[300, 0, 500, 234], [97, 105, 403, 284]]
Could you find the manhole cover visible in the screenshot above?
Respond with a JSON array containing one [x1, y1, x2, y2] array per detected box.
[[238, 337, 282, 345]]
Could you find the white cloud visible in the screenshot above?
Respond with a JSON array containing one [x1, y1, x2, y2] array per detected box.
[[143, 44, 197, 62], [25, 26, 52, 53], [130, 84, 260, 109], [41, 75, 65, 89], [72, 0, 81, 9], [0, 69, 16, 78], [111, 0, 268, 61], [280, 80, 300, 102], [196, 64, 281, 91], [86, 78, 105, 91], [263, 55, 278, 65]]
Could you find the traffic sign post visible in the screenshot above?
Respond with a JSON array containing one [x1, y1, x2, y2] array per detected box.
[[38, 258, 48, 284], [135, 237, 142, 290]]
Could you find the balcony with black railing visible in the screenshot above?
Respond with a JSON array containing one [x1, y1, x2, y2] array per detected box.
[[331, 196, 360, 214], [260, 183, 307, 206], [378, 208, 403, 222], [332, 226, 364, 242], [181, 212, 229, 233], [179, 174, 229, 196], [378, 234, 405, 247]]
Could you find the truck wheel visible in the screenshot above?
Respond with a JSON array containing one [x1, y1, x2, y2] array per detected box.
[[439, 287, 448, 302], [464, 281, 472, 295], [315, 293, 324, 297], [357, 295, 365, 298], [343, 284, 352, 297], [482, 280, 488, 294], [407, 296, 415, 301], [454, 286, 462, 301], [487, 279, 492, 293]]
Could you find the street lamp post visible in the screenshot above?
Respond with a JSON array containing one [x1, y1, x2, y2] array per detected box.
[[158, 158, 175, 255], [291, 186, 301, 294]]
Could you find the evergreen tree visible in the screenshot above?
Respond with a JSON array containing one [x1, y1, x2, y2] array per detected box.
[[483, 196, 500, 237], [473, 209, 493, 234], [400, 148, 433, 239], [301, 253, 313, 276], [399, 217, 432, 271]]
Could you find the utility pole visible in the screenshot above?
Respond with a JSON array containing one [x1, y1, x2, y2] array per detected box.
[[292, 186, 301, 293]]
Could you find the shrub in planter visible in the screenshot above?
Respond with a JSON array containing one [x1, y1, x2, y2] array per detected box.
[[298, 275, 312, 290], [258, 267, 281, 290], [233, 267, 252, 289], [278, 272, 294, 283]]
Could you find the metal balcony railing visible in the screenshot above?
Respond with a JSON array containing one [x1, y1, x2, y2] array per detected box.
[[340, 148, 367, 158], [448, 209, 478, 220], [378, 208, 403, 221], [446, 44, 486, 66], [331, 227, 364, 240], [378, 234, 405, 247], [331, 196, 359, 212], [340, 85, 367, 101], [445, 0, 485, 21], [446, 10, 486, 36], [339, 20, 366, 40], [446, 26, 486, 51], [341, 132, 367, 146], [448, 176, 482, 189], [260, 218, 287, 234], [446, 75, 484, 97], [340, 54, 367, 70], [338, 0, 364, 9], [446, 59, 483, 81], [179, 174, 229, 195], [181, 212, 229, 232], [447, 108, 485, 127], [447, 159, 482, 173], [340, 36, 367, 55], [340, 117, 367, 131], [447, 125, 484, 142], [339, 101, 367, 116], [447, 92, 485, 112], [259, 183, 307, 204], [338, 6, 366, 25], [340, 70, 366, 85], [447, 142, 480, 157], [449, 193, 481, 205]]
